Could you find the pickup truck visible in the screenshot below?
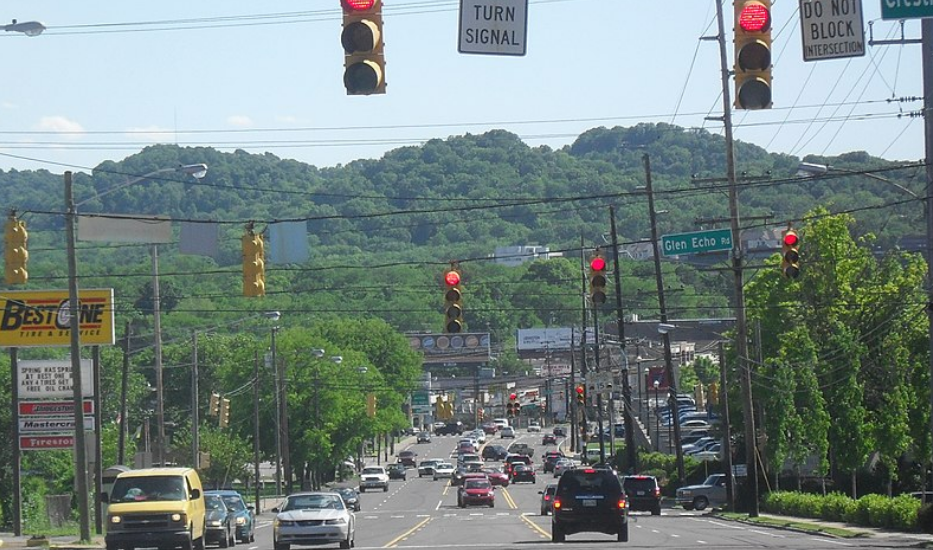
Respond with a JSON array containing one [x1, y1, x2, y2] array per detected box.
[[359, 465, 389, 492], [435, 422, 464, 436], [508, 443, 534, 457], [675, 473, 728, 510]]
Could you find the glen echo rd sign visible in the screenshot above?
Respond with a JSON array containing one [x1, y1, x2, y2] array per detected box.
[[0, 289, 115, 347]]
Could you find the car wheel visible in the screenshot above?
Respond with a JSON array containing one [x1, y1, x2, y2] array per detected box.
[[274, 543, 289, 550], [652, 504, 661, 516], [551, 524, 565, 543], [219, 530, 228, 548], [383, 485, 388, 492], [618, 525, 629, 542], [540, 508, 547, 516], [693, 496, 709, 511], [682, 503, 695, 511], [339, 536, 351, 550], [359, 487, 365, 493], [106, 544, 119, 550]]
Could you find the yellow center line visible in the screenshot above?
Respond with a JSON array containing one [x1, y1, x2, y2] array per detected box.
[[521, 514, 551, 538], [382, 516, 433, 548], [500, 487, 517, 509]]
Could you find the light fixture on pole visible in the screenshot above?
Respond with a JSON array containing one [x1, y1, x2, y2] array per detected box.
[[3, 19, 45, 36]]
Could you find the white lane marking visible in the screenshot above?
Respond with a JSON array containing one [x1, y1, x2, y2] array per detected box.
[[435, 500, 442, 511], [670, 533, 680, 537], [697, 540, 708, 545], [695, 519, 747, 530], [749, 529, 785, 538], [812, 537, 853, 546]]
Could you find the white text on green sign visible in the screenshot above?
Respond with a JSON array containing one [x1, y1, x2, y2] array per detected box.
[[661, 228, 733, 257]]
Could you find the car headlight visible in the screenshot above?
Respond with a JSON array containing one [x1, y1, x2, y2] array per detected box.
[[109, 516, 122, 524], [325, 517, 347, 525], [236, 517, 246, 525], [170, 513, 184, 523], [209, 520, 222, 527], [275, 519, 295, 527]]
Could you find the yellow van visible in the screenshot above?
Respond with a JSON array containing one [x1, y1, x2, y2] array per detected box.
[[102, 467, 206, 550]]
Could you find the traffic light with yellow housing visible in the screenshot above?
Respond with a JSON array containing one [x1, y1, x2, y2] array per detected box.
[[734, 0, 772, 110], [219, 398, 231, 428], [588, 251, 607, 305], [242, 228, 265, 297], [208, 392, 220, 417], [341, 0, 386, 95], [443, 264, 464, 333], [781, 228, 800, 279], [575, 385, 586, 405], [4, 214, 28, 285], [366, 393, 377, 418]]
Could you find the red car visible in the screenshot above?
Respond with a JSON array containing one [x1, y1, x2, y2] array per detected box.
[[481, 422, 499, 435], [482, 467, 510, 487], [458, 478, 495, 508]]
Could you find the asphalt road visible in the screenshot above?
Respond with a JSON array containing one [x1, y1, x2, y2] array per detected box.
[[243, 428, 921, 549]]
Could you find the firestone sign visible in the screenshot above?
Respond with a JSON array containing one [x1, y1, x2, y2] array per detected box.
[[0, 289, 115, 347]]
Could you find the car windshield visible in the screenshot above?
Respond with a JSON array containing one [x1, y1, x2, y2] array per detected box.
[[111, 476, 186, 503], [465, 480, 491, 489], [558, 471, 620, 497], [205, 495, 224, 510], [437, 463, 453, 469], [283, 494, 345, 511], [362, 468, 384, 475], [219, 495, 246, 512], [623, 478, 656, 491]]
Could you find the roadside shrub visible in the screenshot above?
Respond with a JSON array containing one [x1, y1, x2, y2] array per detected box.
[[820, 492, 855, 522]]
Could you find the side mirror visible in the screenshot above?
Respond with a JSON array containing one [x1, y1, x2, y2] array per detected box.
[[272, 507, 280, 513], [100, 492, 111, 503], [190, 488, 201, 500]]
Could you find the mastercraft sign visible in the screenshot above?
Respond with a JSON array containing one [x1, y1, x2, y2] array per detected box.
[[459, 0, 528, 56]]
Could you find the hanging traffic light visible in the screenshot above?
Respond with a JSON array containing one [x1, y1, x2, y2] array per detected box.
[[242, 228, 265, 297], [341, 0, 386, 95], [507, 392, 518, 417], [575, 385, 585, 405], [781, 228, 800, 279], [4, 214, 28, 285], [588, 251, 608, 305], [734, 0, 772, 110], [219, 398, 231, 428], [208, 392, 221, 417], [443, 264, 464, 333]]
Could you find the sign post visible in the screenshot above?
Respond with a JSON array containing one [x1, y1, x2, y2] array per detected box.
[[800, 0, 865, 61], [660, 228, 734, 257]]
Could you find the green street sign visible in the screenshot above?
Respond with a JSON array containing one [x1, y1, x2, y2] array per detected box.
[[412, 391, 430, 406], [881, 1, 933, 20], [661, 228, 733, 257]]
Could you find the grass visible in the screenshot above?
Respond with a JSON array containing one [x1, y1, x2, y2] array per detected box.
[[716, 512, 868, 538]]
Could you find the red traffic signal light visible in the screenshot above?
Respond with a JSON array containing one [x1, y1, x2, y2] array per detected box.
[[781, 229, 800, 279], [509, 393, 517, 401], [443, 264, 464, 333], [589, 251, 608, 305], [575, 385, 585, 404], [734, 0, 772, 110], [341, 0, 386, 95]]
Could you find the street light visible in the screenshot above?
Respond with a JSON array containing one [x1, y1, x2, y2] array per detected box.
[[3, 19, 45, 36], [797, 162, 920, 199]]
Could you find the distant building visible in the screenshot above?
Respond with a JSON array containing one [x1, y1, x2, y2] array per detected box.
[[493, 245, 558, 267]]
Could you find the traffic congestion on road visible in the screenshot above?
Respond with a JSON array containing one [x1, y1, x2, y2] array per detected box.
[[239, 422, 923, 550]]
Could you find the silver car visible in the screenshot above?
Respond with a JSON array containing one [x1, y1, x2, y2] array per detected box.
[[272, 492, 355, 550]]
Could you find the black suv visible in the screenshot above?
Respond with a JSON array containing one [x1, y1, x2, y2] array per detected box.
[[622, 475, 661, 515], [552, 466, 629, 542], [435, 421, 463, 436]]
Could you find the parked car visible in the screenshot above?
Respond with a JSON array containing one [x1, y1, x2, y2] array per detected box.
[[482, 444, 508, 461], [551, 465, 628, 543], [205, 490, 255, 543], [334, 487, 361, 512], [416, 431, 432, 443], [433, 462, 455, 481], [272, 491, 355, 550], [511, 463, 536, 484], [500, 426, 516, 438], [387, 463, 407, 480], [359, 465, 389, 492], [622, 475, 662, 515], [397, 450, 418, 467], [203, 493, 236, 548], [676, 473, 729, 511], [458, 478, 495, 508], [539, 483, 558, 515]]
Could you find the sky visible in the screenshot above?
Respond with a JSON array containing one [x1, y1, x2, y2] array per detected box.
[[0, 0, 925, 176]]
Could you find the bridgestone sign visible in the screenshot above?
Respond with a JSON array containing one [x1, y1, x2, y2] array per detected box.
[[799, 0, 865, 62]]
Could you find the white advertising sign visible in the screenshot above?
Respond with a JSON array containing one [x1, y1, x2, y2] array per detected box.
[[799, 0, 865, 61], [517, 328, 594, 351], [19, 416, 95, 433], [459, 0, 528, 56], [18, 359, 93, 399]]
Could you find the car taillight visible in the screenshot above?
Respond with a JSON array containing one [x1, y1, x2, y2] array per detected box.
[[553, 498, 562, 510], [544, 495, 551, 501], [618, 499, 628, 509], [654, 488, 661, 497]]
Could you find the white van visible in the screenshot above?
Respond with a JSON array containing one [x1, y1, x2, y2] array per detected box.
[[493, 418, 510, 429]]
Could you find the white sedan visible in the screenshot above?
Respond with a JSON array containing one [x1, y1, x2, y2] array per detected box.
[[433, 462, 455, 481], [272, 492, 355, 550]]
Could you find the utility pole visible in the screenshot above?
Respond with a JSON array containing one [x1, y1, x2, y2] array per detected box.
[[118, 322, 131, 465], [192, 331, 200, 469], [253, 351, 261, 514], [578, 237, 590, 453], [610, 205, 637, 472], [714, 0, 758, 516], [922, 18, 933, 499], [643, 154, 685, 483]]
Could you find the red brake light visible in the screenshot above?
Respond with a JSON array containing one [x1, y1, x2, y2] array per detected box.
[[618, 498, 628, 509], [738, 3, 770, 32], [553, 498, 562, 509], [544, 495, 551, 501], [342, 0, 376, 10], [583, 468, 596, 474]]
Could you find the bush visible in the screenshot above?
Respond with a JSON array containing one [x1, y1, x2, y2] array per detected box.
[[763, 491, 919, 531], [820, 492, 855, 522]]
